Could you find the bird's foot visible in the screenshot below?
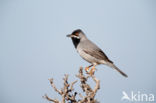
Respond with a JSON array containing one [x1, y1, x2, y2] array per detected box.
[[85, 67, 90, 72], [89, 69, 95, 75], [89, 66, 96, 76]]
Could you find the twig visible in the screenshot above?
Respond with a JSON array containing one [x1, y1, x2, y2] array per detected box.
[[44, 67, 100, 103], [43, 94, 60, 103], [49, 78, 62, 95]]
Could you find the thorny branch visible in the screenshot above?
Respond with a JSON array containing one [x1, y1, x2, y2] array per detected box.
[[43, 67, 100, 103]]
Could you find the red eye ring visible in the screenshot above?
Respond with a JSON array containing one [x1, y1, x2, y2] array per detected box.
[[75, 32, 79, 36]]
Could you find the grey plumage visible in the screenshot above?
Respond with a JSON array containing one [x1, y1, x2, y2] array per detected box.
[[78, 39, 113, 63], [67, 29, 128, 77]]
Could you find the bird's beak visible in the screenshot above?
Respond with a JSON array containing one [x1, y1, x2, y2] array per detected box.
[[66, 34, 73, 38]]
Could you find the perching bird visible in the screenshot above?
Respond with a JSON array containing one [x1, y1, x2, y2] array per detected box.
[[67, 29, 128, 77]]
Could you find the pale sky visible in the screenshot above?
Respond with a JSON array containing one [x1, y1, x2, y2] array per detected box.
[[0, 0, 156, 103]]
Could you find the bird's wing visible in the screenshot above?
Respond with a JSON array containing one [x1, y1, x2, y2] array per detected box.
[[82, 40, 113, 63]]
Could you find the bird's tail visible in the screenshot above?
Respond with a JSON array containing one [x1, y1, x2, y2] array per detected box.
[[106, 62, 128, 78]]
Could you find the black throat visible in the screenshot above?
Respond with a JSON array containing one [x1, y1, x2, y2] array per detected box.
[[71, 38, 80, 48]]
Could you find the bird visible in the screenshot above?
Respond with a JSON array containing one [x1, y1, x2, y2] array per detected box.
[[67, 29, 128, 77]]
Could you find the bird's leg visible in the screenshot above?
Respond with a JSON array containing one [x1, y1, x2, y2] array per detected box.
[[85, 64, 93, 72], [89, 65, 96, 75]]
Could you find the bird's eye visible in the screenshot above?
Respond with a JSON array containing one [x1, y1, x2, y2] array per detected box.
[[75, 33, 79, 36], [73, 34, 80, 39]]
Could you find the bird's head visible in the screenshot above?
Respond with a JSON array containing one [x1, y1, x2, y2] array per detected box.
[[67, 29, 86, 40]]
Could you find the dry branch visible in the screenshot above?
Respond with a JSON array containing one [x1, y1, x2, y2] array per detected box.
[[43, 67, 100, 103]]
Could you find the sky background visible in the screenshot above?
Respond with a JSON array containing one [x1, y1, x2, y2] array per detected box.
[[0, 0, 156, 103]]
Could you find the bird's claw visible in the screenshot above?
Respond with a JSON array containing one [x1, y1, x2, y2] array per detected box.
[[85, 67, 90, 72], [89, 68, 96, 76]]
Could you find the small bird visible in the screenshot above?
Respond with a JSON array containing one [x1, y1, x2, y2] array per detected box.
[[67, 29, 128, 77]]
